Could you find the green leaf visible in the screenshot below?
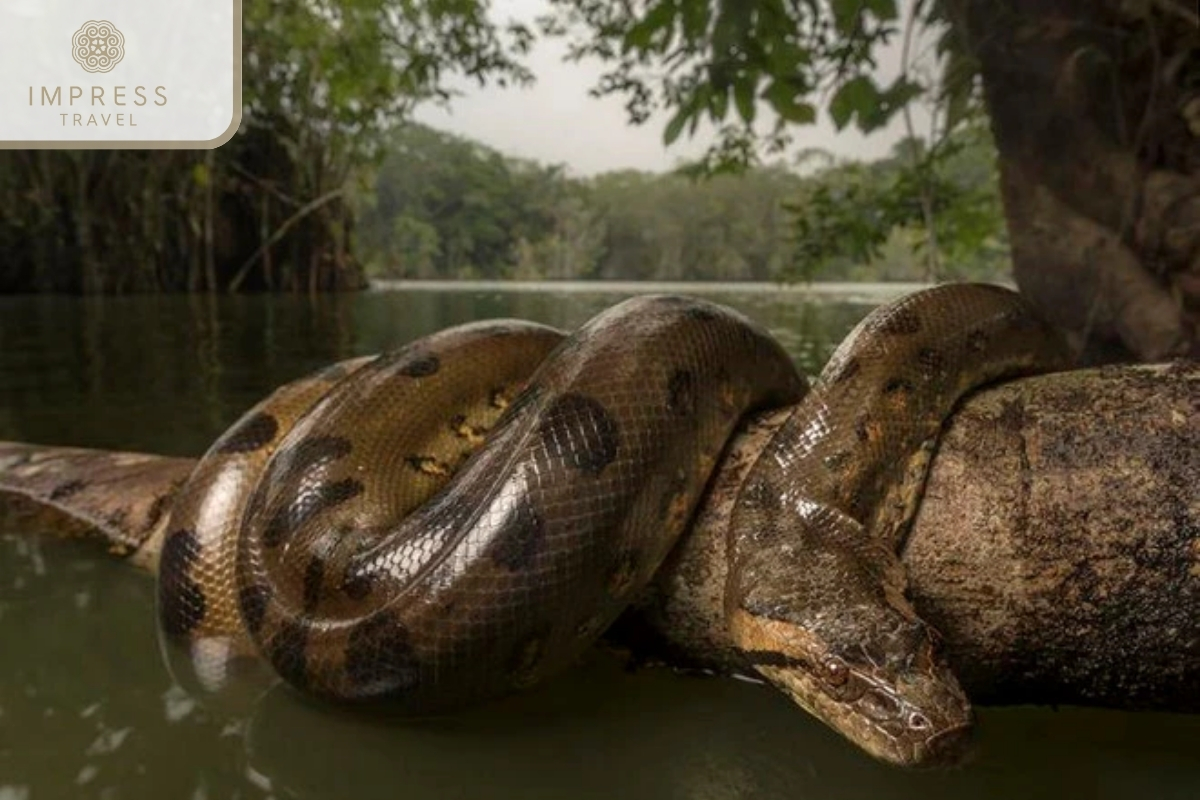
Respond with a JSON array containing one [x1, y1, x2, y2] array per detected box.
[[734, 75, 756, 124], [830, 0, 861, 34], [624, 1, 676, 53], [780, 100, 816, 124], [865, 77, 924, 131], [862, 0, 898, 21], [709, 84, 730, 121], [828, 75, 877, 130], [664, 105, 691, 145], [711, 1, 753, 57], [763, 79, 816, 124], [680, 0, 709, 41]]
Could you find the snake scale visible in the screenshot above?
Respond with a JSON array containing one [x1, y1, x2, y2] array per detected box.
[[153, 284, 1067, 767]]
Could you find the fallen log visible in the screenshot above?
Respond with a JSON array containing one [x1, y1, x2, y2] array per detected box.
[[0, 363, 1196, 710], [623, 362, 1200, 711]]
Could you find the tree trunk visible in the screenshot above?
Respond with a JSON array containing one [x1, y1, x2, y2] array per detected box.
[[946, 0, 1200, 363], [0, 364, 1196, 709], [624, 363, 1200, 710]]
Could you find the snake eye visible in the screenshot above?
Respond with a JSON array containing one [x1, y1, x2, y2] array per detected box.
[[822, 657, 848, 686], [908, 712, 931, 731]]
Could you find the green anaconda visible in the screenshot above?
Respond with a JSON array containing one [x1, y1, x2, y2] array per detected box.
[[3, 284, 1071, 767]]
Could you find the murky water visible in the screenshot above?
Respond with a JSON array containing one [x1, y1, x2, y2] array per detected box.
[[0, 283, 1196, 799]]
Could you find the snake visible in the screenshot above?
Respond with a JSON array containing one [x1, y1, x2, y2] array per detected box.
[[145, 285, 1066, 766]]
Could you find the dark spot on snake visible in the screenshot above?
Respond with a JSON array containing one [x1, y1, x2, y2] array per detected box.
[[303, 555, 326, 613], [269, 621, 310, 692], [967, 330, 989, 352], [876, 307, 922, 336], [49, 479, 86, 501], [917, 347, 946, 376], [399, 353, 440, 378], [341, 562, 377, 601], [831, 357, 861, 384], [239, 583, 272, 635], [157, 529, 207, 638], [344, 612, 420, 696], [214, 412, 279, 454], [271, 435, 353, 486], [855, 417, 872, 442], [667, 369, 697, 416], [263, 478, 364, 547], [490, 498, 546, 571], [883, 377, 915, 395], [539, 393, 619, 474]]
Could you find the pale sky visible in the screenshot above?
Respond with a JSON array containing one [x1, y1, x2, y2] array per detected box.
[[413, 0, 936, 176]]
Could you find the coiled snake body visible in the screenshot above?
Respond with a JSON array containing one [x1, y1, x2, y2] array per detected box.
[[156, 284, 1067, 767]]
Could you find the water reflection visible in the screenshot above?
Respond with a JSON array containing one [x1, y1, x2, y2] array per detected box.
[[0, 284, 1197, 799], [0, 286, 867, 455]]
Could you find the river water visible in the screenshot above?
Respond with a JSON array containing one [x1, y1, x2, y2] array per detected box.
[[0, 282, 1195, 799]]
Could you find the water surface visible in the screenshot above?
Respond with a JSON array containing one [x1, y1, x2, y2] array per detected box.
[[0, 283, 1196, 799]]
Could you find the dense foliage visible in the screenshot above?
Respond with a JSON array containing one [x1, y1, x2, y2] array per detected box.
[[0, 0, 1006, 293], [357, 120, 1009, 283], [535, 0, 1001, 282]]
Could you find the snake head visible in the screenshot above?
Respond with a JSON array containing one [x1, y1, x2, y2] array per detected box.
[[728, 537, 974, 768]]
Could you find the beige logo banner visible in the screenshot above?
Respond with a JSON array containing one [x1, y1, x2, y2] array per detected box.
[[0, 1, 241, 148]]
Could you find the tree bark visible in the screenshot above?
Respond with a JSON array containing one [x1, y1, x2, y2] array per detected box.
[[946, 0, 1200, 363], [624, 363, 1200, 711], [0, 364, 1197, 709]]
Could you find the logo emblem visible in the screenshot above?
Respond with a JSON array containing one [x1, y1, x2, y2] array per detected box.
[[71, 21, 125, 74]]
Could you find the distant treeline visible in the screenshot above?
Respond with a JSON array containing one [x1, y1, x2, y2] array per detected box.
[[356, 121, 1012, 284], [0, 118, 1008, 295]]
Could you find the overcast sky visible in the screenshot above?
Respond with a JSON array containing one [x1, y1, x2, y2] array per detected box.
[[412, 0, 935, 176]]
